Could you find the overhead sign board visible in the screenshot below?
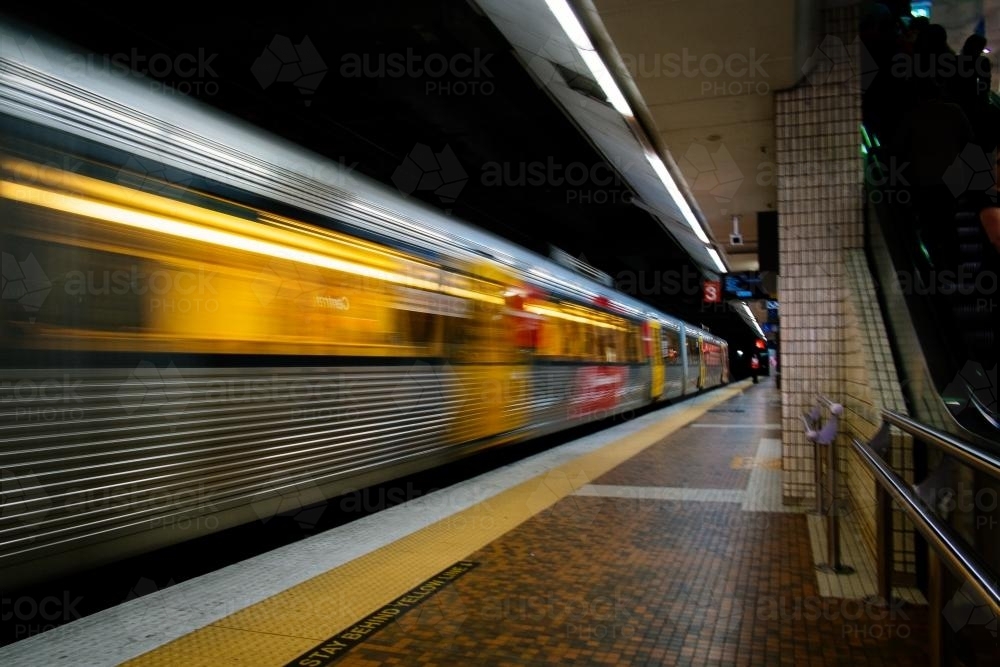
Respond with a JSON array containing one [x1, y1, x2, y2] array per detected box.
[[723, 272, 773, 300]]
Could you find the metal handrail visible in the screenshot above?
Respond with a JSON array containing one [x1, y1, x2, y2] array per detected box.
[[966, 387, 1000, 431], [882, 410, 1000, 477], [854, 409, 1000, 665], [851, 435, 1000, 620]]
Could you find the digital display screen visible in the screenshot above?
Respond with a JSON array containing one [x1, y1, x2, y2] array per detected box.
[[722, 272, 772, 300]]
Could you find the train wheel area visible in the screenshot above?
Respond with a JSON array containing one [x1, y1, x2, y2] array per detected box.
[[1, 378, 931, 666]]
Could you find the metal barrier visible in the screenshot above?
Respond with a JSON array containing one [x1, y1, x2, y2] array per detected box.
[[852, 410, 1000, 667], [802, 400, 825, 514], [804, 396, 853, 574]]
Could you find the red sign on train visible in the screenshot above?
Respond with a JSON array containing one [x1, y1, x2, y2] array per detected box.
[[570, 366, 626, 418]]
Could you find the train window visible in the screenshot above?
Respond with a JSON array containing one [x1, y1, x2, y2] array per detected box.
[[558, 320, 573, 358], [578, 322, 590, 360], [616, 325, 631, 363], [5, 240, 145, 333], [635, 324, 646, 364], [442, 312, 476, 359], [398, 309, 439, 348], [576, 326, 587, 359], [599, 327, 616, 362], [632, 323, 646, 363], [663, 328, 681, 365], [687, 336, 701, 365], [534, 304, 581, 360]]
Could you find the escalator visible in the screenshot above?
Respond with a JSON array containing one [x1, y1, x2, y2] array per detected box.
[[862, 106, 1000, 666], [862, 123, 999, 447]]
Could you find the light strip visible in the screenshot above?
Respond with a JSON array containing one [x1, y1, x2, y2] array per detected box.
[[543, 0, 723, 272], [645, 150, 712, 245], [706, 248, 727, 273], [740, 301, 765, 338], [0, 179, 506, 305], [544, 0, 633, 117], [578, 50, 634, 116], [543, 0, 595, 50]]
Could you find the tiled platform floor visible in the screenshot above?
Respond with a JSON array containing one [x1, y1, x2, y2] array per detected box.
[[314, 381, 927, 666], [329, 381, 928, 666], [342, 502, 925, 666]]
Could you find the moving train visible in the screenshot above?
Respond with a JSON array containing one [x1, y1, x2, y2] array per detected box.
[[0, 23, 728, 587]]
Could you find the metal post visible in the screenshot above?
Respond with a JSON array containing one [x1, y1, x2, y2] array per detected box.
[[817, 438, 854, 575], [868, 421, 894, 606], [928, 551, 945, 667], [811, 398, 852, 574], [814, 444, 824, 515], [876, 482, 894, 605], [827, 440, 841, 568]]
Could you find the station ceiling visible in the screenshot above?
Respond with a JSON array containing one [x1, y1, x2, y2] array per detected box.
[[1, 0, 814, 350]]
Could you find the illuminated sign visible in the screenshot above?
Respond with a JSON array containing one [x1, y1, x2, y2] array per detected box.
[[723, 272, 772, 300], [703, 280, 721, 303]]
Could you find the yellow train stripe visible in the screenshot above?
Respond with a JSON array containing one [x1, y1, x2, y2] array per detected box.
[[124, 382, 747, 666]]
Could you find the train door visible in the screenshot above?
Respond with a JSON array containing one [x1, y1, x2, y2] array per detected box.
[[679, 328, 687, 394], [683, 331, 701, 394], [661, 324, 683, 398], [721, 341, 730, 383], [647, 320, 664, 400], [442, 261, 531, 444], [698, 338, 707, 389]]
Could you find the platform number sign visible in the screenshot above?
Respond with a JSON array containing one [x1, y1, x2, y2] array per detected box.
[[703, 280, 721, 303]]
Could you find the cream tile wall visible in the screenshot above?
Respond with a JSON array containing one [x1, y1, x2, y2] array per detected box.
[[775, 2, 915, 578]]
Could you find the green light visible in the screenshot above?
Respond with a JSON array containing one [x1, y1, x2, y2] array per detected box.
[[859, 124, 871, 147]]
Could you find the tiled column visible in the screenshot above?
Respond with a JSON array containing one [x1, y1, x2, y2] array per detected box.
[[776, 1, 916, 578], [775, 3, 863, 504]]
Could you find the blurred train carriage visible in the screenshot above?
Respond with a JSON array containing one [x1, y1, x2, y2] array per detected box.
[[0, 23, 729, 587]]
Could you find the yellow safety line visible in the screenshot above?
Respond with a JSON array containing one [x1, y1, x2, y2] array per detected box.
[[125, 381, 749, 666]]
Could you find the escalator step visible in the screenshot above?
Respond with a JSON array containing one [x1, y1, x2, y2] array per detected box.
[[959, 244, 984, 256], [952, 303, 992, 318]]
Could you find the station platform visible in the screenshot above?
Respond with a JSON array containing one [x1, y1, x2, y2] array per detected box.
[[2, 379, 931, 666]]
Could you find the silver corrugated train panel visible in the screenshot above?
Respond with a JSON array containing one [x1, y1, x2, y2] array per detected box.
[[1, 365, 457, 561], [0, 363, 650, 568]]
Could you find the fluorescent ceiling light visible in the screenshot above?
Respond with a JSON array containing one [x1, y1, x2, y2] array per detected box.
[[543, 0, 723, 272], [740, 301, 765, 338], [544, 0, 633, 117], [578, 49, 634, 116], [643, 150, 712, 245], [544, 0, 595, 50], [706, 247, 727, 273]]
